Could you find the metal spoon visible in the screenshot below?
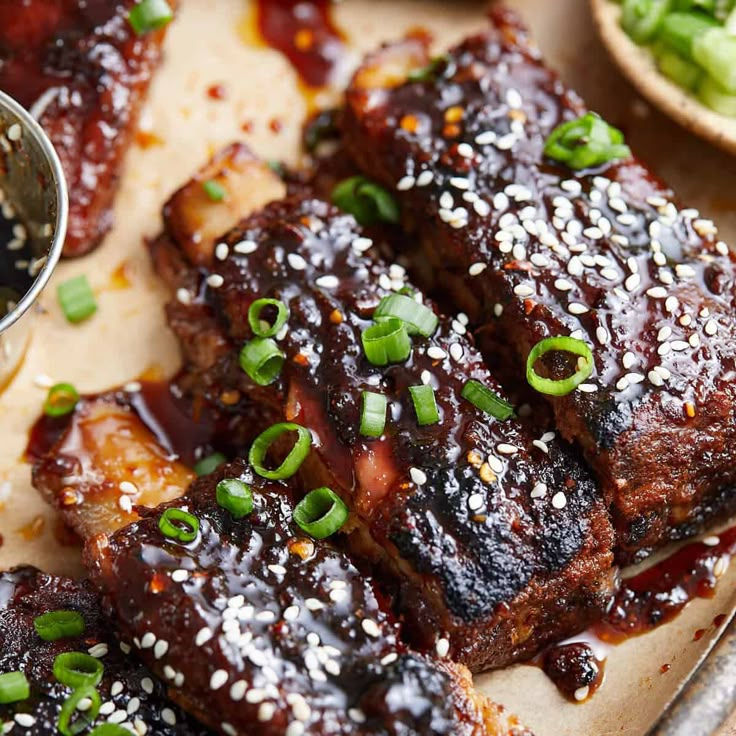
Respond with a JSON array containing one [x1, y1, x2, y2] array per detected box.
[[0, 90, 68, 387]]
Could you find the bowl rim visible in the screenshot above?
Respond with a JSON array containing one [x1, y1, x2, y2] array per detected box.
[[0, 90, 68, 336]]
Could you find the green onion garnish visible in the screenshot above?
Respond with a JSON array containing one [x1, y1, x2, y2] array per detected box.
[[89, 726, 131, 736], [58, 685, 100, 736], [331, 176, 400, 227], [621, 0, 672, 44], [159, 508, 200, 543], [43, 383, 80, 418], [239, 337, 285, 386], [249, 422, 312, 480], [202, 179, 227, 202], [194, 452, 226, 477], [0, 671, 29, 704], [360, 391, 388, 438], [461, 380, 515, 420], [361, 317, 412, 366], [407, 55, 449, 82], [57, 275, 97, 324], [374, 294, 438, 338], [409, 385, 440, 426], [526, 336, 594, 396], [128, 0, 174, 36], [34, 610, 85, 641], [53, 652, 104, 689], [248, 298, 289, 338], [544, 113, 631, 171], [293, 487, 349, 539], [216, 478, 253, 518]]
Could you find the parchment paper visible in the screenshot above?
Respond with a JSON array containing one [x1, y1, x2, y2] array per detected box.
[[0, 2, 734, 734]]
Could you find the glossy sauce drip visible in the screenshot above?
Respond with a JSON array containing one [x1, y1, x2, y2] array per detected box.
[[539, 528, 736, 702], [253, 0, 345, 89]]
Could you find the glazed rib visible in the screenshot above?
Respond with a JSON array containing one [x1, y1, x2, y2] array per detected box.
[[0, 0, 174, 256], [0, 566, 208, 734], [31, 396, 522, 735], [341, 7, 736, 561], [151, 153, 614, 671]]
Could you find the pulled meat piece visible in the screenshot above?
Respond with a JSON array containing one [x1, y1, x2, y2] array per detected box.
[[0, 0, 174, 256], [87, 459, 522, 736], [150, 150, 614, 671], [341, 6, 736, 562], [0, 566, 209, 734]]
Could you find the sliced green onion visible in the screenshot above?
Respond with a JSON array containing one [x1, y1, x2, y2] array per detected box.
[[58, 685, 101, 736], [698, 74, 736, 115], [216, 478, 253, 518], [657, 49, 703, 89], [43, 383, 80, 418], [194, 452, 226, 476], [293, 487, 349, 539], [0, 671, 29, 704], [34, 610, 85, 641], [693, 28, 736, 91], [661, 11, 718, 60], [89, 726, 131, 736], [461, 380, 515, 420], [407, 55, 449, 82], [249, 422, 312, 480], [57, 275, 97, 324], [544, 113, 631, 170], [374, 294, 438, 337], [360, 391, 388, 438], [202, 179, 227, 202], [409, 385, 440, 426], [361, 317, 412, 366], [239, 337, 285, 386], [331, 176, 400, 227], [248, 298, 289, 338], [53, 652, 104, 689], [128, 0, 174, 35], [621, 0, 672, 44], [526, 337, 594, 396], [159, 508, 200, 543]]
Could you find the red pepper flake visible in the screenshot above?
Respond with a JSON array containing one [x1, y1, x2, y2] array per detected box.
[[269, 117, 283, 134], [207, 83, 228, 101]]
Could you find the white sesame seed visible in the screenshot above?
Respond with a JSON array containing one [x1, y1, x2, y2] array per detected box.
[[625, 372, 645, 385], [286, 723, 305, 736], [568, 302, 589, 315], [210, 670, 228, 690], [315, 274, 339, 289], [361, 618, 381, 638], [397, 175, 415, 191], [162, 708, 176, 726], [716, 241, 729, 256], [140, 677, 154, 695], [427, 346, 447, 360], [7, 124, 21, 141], [409, 467, 427, 486], [468, 493, 484, 511], [705, 319, 718, 336], [416, 171, 434, 187], [141, 633, 156, 649], [195, 627, 213, 647], [514, 284, 534, 297], [554, 278, 573, 292], [215, 243, 229, 261], [233, 240, 257, 255], [657, 326, 672, 342], [531, 482, 547, 499], [475, 131, 497, 145], [596, 327, 609, 345], [577, 383, 598, 393], [646, 287, 667, 299], [222, 725, 237, 736], [616, 376, 630, 391], [436, 637, 450, 657], [497, 443, 519, 456], [127, 697, 141, 715], [622, 351, 636, 369], [689, 334, 700, 348], [624, 273, 641, 292], [293, 700, 312, 722], [258, 703, 276, 722], [111, 681, 124, 697], [100, 702, 116, 716], [287, 253, 307, 270], [14, 714, 35, 727], [171, 569, 188, 583], [532, 440, 549, 453], [473, 199, 491, 217], [88, 643, 108, 658], [457, 142, 474, 158], [109, 711, 127, 724], [496, 133, 517, 150], [246, 688, 266, 704], [154, 640, 169, 659], [671, 340, 689, 352], [714, 555, 729, 578], [353, 236, 373, 253], [648, 370, 664, 387], [665, 296, 679, 313], [206, 274, 224, 288], [680, 314, 692, 327], [574, 686, 590, 702], [551, 492, 567, 509]]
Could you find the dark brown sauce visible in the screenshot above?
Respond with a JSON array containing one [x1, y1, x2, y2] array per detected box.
[[253, 0, 345, 90], [0, 208, 36, 318], [539, 528, 736, 702]]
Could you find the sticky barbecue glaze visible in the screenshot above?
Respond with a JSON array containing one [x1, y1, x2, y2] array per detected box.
[[87, 459, 519, 736], [341, 6, 736, 563], [0, 0, 173, 256], [152, 178, 614, 671], [0, 566, 208, 734]]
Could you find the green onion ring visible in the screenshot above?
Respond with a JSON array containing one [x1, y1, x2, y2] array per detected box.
[[293, 487, 349, 539], [159, 508, 200, 543], [248, 298, 289, 338], [53, 652, 104, 690], [374, 293, 438, 337], [34, 610, 85, 642], [409, 384, 440, 426], [0, 671, 30, 704], [361, 317, 412, 366], [89, 725, 131, 736], [526, 337, 594, 396], [239, 337, 285, 386], [461, 380, 515, 420], [58, 685, 101, 736], [249, 422, 312, 480], [360, 391, 388, 438], [216, 478, 254, 518], [44, 383, 80, 418], [194, 452, 227, 477]]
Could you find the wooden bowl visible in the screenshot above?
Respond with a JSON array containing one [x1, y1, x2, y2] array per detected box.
[[590, 0, 736, 155]]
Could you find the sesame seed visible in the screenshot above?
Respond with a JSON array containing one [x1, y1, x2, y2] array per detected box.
[[268, 564, 287, 576], [624, 273, 640, 292], [475, 131, 497, 145], [616, 376, 630, 391], [361, 618, 381, 638], [140, 677, 154, 695], [154, 640, 169, 659], [162, 708, 176, 726], [714, 555, 729, 577], [7, 124, 21, 142], [286, 723, 305, 736], [531, 482, 547, 499], [657, 326, 672, 342], [705, 319, 718, 336], [176, 288, 192, 305], [195, 627, 213, 646], [140, 633, 155, 649], [215, 243, 229, 261], [127, 697, 141, 715], [457, 142, 474, 158], [287, 253, 307, 270], [119, 495, 133, 513], [427, 346, 447, 360], [397, 175, 415, 191], [315, 274, 338, 289], [416, 171, 434, 187], [258, 703, 276, 722], [119, 481, 138, 496], [554, 278, 573, 292], [533, 440, 549, 453], [648, 370, 664, 387], [468, 493, 484, 511], [353, 236, 373, 253], [409, 467, 427, 485], [233, 240, 258, 254], [222, 725, 237, 736], [171, 569, 188, 583], [596, 327, 609, 345], [111, 681, 124, 697], [88, 643, 108, 658], [497, 443, 519, 455], [473, 199, 491, 217], [246, 688, 266, 704], [551, 492, 567, 509], [514, 284, 534, 297], [380, 653, 399, 666], [436, 637, 450, 657], [210, 670, 228, 690], [622, 351, 636, 369], [568, 302, 589, 315], [575, 686, 590, 702], [646, 287, 667, 299], [671, 340, 689, 352], [206, 274, 224, 288], [665, 296, 679, 313], [578, 383, 598, 393]]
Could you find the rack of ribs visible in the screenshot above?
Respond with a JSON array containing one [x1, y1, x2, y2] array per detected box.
[[0, 0, 174, 256], [148, 146, 614, 671], [340, 6, 736, 562], [32, 393, 527, 736], [0, 566, 208, 734]]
